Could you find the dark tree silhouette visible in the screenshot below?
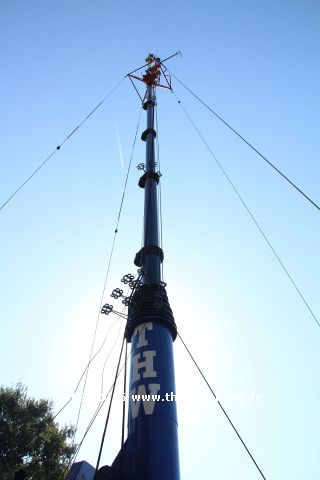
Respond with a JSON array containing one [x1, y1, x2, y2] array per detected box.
[[0, 383, 76, 479]]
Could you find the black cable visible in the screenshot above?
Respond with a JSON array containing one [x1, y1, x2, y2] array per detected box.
[[66, 326, 126, 475], [0, 78, 125, 212], [127, 51, 181, 76], [76, 317, 122, 396], [70, 109, 142, 442], [53, 396, 73, 421], [95, 334, 126, 473], [53, 315, 122, 421], [100, 314, 126, 397], [115, 108, 142, 230], [141, 94, 160, 276], [155, 104, 164, 281], [58, 398, 106, 480], [172, 92, 320, 330], [177, 332, 267, 480], [64, 322, 148, 478], [119, 338, 128, 480], [74, 287, 142, 462], [73, 230, 118, 441], [63, 321, 127, 479], [168, 70, 320, 213], [59, 316, 124, 428], [121, 339, 128, 448]]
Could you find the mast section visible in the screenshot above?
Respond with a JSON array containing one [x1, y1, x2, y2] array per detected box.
[[125, 53, 180, 480], [140, 82, 161, 284], [96, 53, 180, 480]]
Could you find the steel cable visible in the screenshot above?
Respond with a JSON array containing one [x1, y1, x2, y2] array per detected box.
[[177, 331, 267, 480], [0, 77, 125, 212], [168, 70, 320, 213], [171, 92, 320, 330]]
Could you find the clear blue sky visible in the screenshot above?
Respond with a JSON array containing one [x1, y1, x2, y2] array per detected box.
[[1, 1, 320, 478]]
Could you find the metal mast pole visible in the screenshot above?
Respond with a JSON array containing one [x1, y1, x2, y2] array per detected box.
[[95, 54, 180, 480], [124, 54, 180, 480], [141, 83, 161, 284]]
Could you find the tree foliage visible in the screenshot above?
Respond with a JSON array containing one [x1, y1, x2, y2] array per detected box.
[[0, 383, 76, 479]]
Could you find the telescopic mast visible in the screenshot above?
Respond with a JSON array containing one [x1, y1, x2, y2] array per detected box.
[[125, 53, 180, 480], [96, 53, 180, 480]]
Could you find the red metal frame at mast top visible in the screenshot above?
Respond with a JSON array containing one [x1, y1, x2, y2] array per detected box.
[[127, 51, 181, 101]]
